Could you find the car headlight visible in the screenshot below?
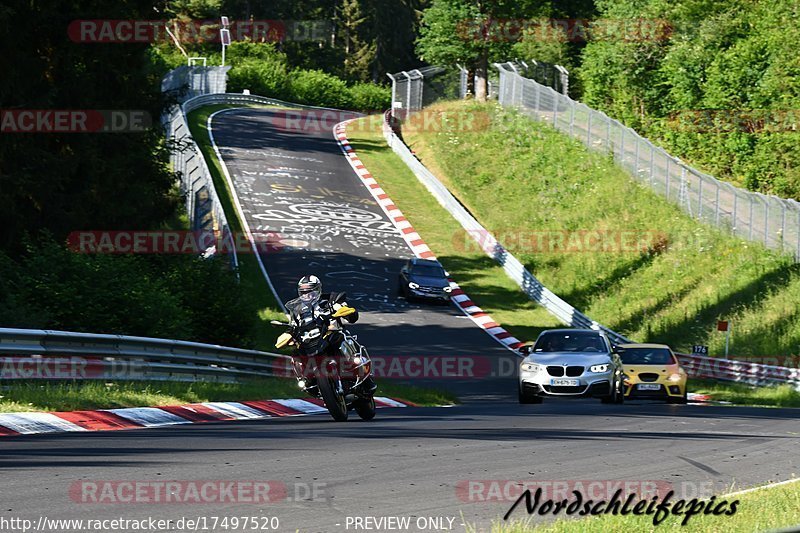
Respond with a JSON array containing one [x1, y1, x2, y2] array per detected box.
[[668, 373, 683, 382], [521, 363, 542, 373], [589, 364, 610, 373], [443, 286, 452, 293], [408, 282, 420, 289]]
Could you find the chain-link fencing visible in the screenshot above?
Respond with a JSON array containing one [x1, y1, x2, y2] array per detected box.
[[162, 66, 239, 271], [495, 62, 800, 260]]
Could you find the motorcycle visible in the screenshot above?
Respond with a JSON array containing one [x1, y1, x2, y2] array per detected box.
[[271, 305, 376, 422]]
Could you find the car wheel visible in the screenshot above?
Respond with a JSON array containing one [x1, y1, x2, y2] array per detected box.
[[614, 376, 625, 404], [518, 387, 543, 404]]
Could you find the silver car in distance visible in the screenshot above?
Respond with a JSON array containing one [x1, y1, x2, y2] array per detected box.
[[518, 329, 625, 404]]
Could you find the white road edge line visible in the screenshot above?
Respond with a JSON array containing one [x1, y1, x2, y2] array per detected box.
[[207, 107, 286, 311], [332, 119, 524, 357], [722, 476, 800, 498]]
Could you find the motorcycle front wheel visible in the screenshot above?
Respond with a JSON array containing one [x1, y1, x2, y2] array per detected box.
[[317, 363, 348, 422], [354, 395, 376, 421]]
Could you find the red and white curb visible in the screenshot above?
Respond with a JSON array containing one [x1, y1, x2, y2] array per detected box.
[[332, 121, 524, 352], [0, 397, 413, 437]]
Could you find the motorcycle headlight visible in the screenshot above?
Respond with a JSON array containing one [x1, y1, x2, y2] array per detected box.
[[443, 286, 452, 293], [521, 363, 542, 373], [408, 282, 420, 289], [668, 373, 683, 382], [590, 364, 610, 373]]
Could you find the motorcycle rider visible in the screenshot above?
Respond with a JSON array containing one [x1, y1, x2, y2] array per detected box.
[[285, 275, 359, 327], [285, 275, 375, 392]]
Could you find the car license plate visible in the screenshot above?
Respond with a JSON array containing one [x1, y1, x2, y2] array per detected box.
[[551, 379, 579, 386], [637, 383, 661, 391]]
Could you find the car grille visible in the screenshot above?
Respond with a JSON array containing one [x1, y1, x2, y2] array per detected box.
[[566, 366, 584, 377], [544, 385, 585, 394], [415, 286, 443, 294], [638, 373, 660, 382], [547, 366, 564, 377], [547, 366, 584, 377]]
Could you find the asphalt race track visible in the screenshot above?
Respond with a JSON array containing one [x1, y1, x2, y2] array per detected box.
[[2, 107, 799, 532], [3, 403, 799, 531], [209, 107, 519, 400]]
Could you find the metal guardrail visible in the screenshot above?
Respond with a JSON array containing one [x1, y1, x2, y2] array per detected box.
[[164, 88, 355, 270], [170, 87, 800, 391], [380, 111, 628, 346], [0, 328, 291, 382], [381, 110, 800, 390], [676, 353, 800, 390], [164, 99, 239, 272], [495, 62, 800, 261]]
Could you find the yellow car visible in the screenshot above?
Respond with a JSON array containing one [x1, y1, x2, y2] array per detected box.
[[618, 343, 688, 404]]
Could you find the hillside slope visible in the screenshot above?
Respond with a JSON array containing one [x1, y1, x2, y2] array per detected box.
[[395, 101, 800, 356]]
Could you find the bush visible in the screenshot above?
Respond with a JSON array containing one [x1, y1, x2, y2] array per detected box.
[[0, 237, 258, 347], [349, 83, 391, 112], [227, 57, 290, 100], [288, 69, 352, 109]]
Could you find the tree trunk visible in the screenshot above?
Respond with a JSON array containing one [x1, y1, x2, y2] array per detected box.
[[475, 48, 488, 102]]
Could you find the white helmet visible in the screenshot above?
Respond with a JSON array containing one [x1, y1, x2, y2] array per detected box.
[[297, 275, 322, 304]]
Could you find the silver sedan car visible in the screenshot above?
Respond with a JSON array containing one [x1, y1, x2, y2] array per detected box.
[[518, 329, 625, 404]]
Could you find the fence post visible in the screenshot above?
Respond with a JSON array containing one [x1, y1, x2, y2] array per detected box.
[[698, 178, 703, 220], [666, 157, 671, 199], [552, 93, 558, 126], [387, 72, 397, 119], [780, 204, 786, 251], [569, 103, 575, 136]]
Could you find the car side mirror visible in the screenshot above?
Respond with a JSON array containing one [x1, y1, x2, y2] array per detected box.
[[444, 271, 450, 277], [519, 345, 531, 355]]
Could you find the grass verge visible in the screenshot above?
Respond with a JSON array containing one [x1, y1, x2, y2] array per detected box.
[[390, 100, 800, 357], [186, 104, 286, 350], [0, 379, 456, 413], [689, 378, 800, 408], [486, 479, 800, 532], [183, 103, 459, 408], [345, 108, 799, 407], [347, 116, 562, 343]]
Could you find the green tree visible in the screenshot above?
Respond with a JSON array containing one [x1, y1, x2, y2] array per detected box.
[[0, 0, 179, 253]]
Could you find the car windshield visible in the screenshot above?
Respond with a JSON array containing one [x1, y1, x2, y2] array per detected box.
[[533, 332, 607, 353], [620, 348, 675, 365], [411, 264, 446, 278]]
